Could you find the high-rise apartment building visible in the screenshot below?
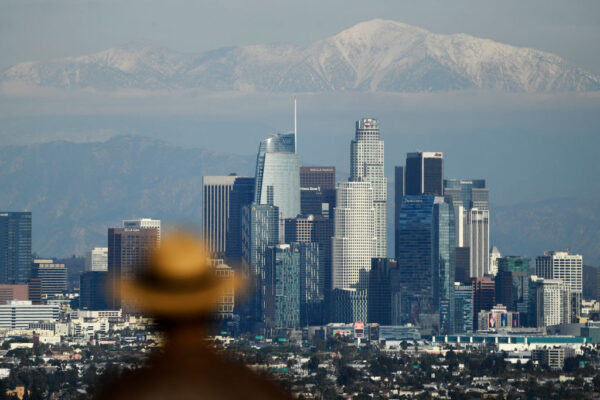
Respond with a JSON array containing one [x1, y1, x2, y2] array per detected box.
[[225, 176, 255, 263], [535, 251, 583, 322], [212, 262, 235, 321], [108, 221, 159, 313], [31, 259, 67, 297], [202, 175, 237, 257], [454, 283, 473, 334], [254, 133, 300, 221], [396, 195, 455, 334], [529, 275, 571, 327], [331, 181, 376, 323], [350, 118, 386, 258], [241, 203, 279, 325], [264, 244, 300, 329], [85, 247, 108, 272], [495, 256, 530, 319], [444, 179, 490, 277], [404, 152, 443, 196], [0, 212, 32, 284]]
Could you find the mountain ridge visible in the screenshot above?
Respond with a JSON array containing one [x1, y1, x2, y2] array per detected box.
[[3, 19, 599, 93]]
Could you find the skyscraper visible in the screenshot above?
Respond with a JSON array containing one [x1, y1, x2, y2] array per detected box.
[[495, 256, 530, 319], [202, 175, 237, 258], [300, 166, 336, 218], [31, 259, 67, 297], [108, 221, 159, 313], [368, 258, 400, 325], [225, 176, 255, 263], [80, 271, 109, 310], [529, 275, 571, 327], [85, 247, 108, 272], [472, 276, 495, 331], [264, 244, 300, 329], [405, 152, 443, 196], [254, 133, 300, 221], [241, 203, 279, 325], [535, 251, 583, 322], [331, 181, 375, 322], [0, 212, 32, 284], [396, 195, 455, 334], [454, 283, 474, 334], [122, 218, 161, 240], [444, 179, 490, 277], [394, 166, 404, 259], [351, 118, 386, 258]]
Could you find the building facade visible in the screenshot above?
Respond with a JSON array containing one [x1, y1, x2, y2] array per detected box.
[[108, 222, 159, 313], [495, 256, 530, 320], [404, 152, 443, 196], [0, 212, 32, 284], [31, 259, 67, 297], [85, 247, 108, 272], [254, 133, 300, 221], [331, 181, 375, 323], [472, 276, 495, 331], [535, 251, 583, 322], [454, 283, 474, 334], [0, 300, 59, 329], [80, 271, 109, 310], [367, 258, 400, 325], [396, 195, 455, 334], [350, 118, 386, 258], [202, 175, 237, 257], [225, 176, 255, 263], [264, 244, 300, 330], [529, 275, 571, 327]]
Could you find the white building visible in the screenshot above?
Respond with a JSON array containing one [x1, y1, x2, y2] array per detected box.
[[350, 118, 386, 258], [530, 276, 571, 327], [535, 251, 583, 321], [461, 208, 490, 277], [122, 218, 161, 241], [0, 301, 59, 329], [489, 246, 501, 276], [85, 247, 108, 272], [332, 181, 375, 322]]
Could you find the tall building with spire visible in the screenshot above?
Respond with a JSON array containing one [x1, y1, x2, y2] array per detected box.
[[350, 118, 386, 258]]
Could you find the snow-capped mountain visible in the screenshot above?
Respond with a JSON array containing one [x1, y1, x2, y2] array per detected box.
[[3, 19, 600, 92]]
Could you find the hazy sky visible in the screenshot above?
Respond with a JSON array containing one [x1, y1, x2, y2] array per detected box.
[[2, 0, 600, 72]]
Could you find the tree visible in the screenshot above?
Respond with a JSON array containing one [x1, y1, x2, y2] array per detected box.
[[306, 356, 319, 373]]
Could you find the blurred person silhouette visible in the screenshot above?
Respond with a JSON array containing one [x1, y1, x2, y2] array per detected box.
[[96, 232, 293, 400]]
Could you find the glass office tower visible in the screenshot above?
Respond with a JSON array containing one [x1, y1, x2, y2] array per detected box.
[[254, 133, 300, 220], [0, 212, 32, 284], [396, 195, 455, 334]]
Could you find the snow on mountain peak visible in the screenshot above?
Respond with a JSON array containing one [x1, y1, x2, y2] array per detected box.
[[2, 19, 599, 93]]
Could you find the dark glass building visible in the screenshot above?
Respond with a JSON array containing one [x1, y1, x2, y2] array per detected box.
[[453, 283, 473, 333], [0, 212, 32, 284], [495, 256, 530, 321], [80, 271, 109, 310], [404, 152, 443, 196], [368, 258, 399, 325], [396, 195, 455, 334], [225, 176, 255, 263], [300, 166, 336, 219], [472, 276, 495, 331], [394, 166, 404, 259]]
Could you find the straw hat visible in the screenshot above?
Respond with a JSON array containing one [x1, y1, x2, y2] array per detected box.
[[119, 232, 243, 316]]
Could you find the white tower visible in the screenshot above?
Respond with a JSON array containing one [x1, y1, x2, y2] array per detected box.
[[350, 118, 387, 258]]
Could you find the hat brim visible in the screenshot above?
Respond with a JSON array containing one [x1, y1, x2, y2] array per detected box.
[[119, 276, 246, 317]]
